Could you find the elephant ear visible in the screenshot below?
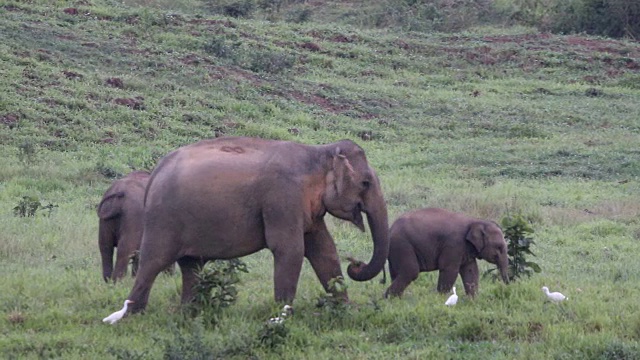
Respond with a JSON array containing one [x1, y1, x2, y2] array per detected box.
[[332, 147, 356, 195], [465, 222, 486, 256], [97, 192, 126, 220]]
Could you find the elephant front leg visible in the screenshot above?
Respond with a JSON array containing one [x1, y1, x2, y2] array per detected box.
[[460, 260, 479, 297], [271, 246, 304, 303], [304, 223, 348, 302]]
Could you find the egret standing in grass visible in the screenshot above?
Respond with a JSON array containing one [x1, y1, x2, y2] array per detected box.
[[281, 304, 293, 317], [103, 300, 133, 324], [542, 286, 567, 303], [445, 286, 458, 306]]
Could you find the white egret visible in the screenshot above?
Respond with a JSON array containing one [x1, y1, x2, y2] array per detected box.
[[542, 286, 567, 303], [102, 300, 133, 324], [445, 286, 458, 306], [281, 304, 293, 317]]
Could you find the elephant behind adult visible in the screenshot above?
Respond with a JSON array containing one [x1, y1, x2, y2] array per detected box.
[[98, 170, 150, 282], [125, 136, 389, 314], [384, 208, 509, 298]]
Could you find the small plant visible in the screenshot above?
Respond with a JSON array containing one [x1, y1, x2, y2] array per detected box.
[[204, 0, 256, 18], [247, 49, 296, 74], [191, 259, 248, 324], [315, 275, 348, 314], [259, 305, 293, 349], [160, 321, 215, 360], [485, 213, 541, 282], [17, 141, 38, 164], [110, 348, 150, 360], [13, 196, 58, 217], [95, 160, 123, 179]]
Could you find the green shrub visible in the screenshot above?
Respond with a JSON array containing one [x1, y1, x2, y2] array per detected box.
[[17, 141, 38, 164], [485, 213, 541, 282], [191, 259, 248, 324], [502, 213, 542, 281], [13, 196, 58, 217], [204, 0, 256, 18], [315, 276, 348, 315]]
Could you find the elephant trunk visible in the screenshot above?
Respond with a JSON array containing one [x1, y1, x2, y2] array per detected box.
[[99, 224, 115, 282], [347, 176, 390, 282], [498, 258, 510, 284]]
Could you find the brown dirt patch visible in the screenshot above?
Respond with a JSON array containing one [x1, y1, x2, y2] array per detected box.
[[62, 70, 83, 80], [1, 113, 19, 128], [288, 90, 350, 113], [105, 77, 124, 89], [300, 42, 321, 52], [114, 97, 145, 110]]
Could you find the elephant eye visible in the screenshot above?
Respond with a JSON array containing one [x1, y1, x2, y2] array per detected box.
[[361, 180, 371, 189]]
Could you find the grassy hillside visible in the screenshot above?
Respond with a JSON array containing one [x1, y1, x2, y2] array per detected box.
[[2, 0, 640, 359]]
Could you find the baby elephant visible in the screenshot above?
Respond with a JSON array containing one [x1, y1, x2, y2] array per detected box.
[[98, 170, 150, 282], [385, 207, 509, 298]]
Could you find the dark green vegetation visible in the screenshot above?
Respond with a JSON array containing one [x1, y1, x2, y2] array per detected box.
[[1, 0, 640, 359]]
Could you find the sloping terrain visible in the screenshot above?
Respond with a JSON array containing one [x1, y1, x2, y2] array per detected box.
[[1, 1, 640, 359]]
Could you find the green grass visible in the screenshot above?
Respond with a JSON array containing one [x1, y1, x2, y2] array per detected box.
[[2, 0, 640, 358]]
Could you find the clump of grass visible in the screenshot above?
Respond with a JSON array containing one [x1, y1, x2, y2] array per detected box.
[[159, 321, 215, 360], [259, 305, 293, 349]]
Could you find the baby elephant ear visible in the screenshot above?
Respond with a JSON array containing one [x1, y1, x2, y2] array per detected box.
[[465, 222, 486, 254]]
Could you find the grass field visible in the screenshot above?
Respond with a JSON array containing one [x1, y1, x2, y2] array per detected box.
[[1, 0, 640, 359]]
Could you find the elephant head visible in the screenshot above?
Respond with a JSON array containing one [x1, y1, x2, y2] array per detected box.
[[322, 142, 389, 282], [466, 221, 509, 284]]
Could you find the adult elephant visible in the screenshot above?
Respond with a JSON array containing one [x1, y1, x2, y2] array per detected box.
[[125, 136, 389, 314], [384, 208, 509, 298], [98, 170, 150, 282]]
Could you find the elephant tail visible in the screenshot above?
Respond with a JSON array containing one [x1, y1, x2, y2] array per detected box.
[[97, 192, 125, 220], [379, 264, 388, 284]]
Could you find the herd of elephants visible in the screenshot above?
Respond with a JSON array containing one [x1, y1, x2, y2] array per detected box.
[[99, 136, 510, 317]]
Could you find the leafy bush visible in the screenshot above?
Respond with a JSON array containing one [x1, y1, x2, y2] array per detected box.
[[501, 0, 640, 38], [502, 213, 542, 281], [17, 141, 38, 164], [259, 317, 289, 349], [203, 0, 256, 18], [13, 196, 58, 217], [315, 276, 348, 314], [191, 259, 248, 324], [247, 49, 296, 74], [357, 0, 495, 33], [485, 213, 541, 282]]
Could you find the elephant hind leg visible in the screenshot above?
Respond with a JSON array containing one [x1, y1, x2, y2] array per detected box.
[[177, 257, 206, 305], [127, 256, 173, 314], [384, 257, 419, 298]]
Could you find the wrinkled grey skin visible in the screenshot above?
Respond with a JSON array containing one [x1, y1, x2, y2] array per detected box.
[[126, 136, 390, 314], [98, 171, 150, 282], [384, 208, 509, 298]]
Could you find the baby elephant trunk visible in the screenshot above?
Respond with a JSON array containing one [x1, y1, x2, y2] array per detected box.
[[499, 259, 510, 284]]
